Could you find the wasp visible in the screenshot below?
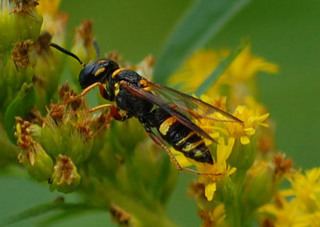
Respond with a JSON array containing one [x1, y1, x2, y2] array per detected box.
[[50, 43, 242, 173]]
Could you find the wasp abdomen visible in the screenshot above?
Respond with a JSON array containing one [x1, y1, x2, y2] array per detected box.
[[153, 108, 213, 164]]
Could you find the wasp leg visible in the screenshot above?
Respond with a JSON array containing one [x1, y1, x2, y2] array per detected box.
[[88, 104, 132, 122], [110, 106, 132, 121], [66, 82, 110, 105], [146, 130, 183, 171], [79, 82, 107, 98], [88, 104, 112, 113]]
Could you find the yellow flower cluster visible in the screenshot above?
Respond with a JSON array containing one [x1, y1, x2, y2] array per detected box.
[[169, 47, 292, 226], [261, 168, 320, 226], [170, 46, 278, 99], [172, 47, 320, 226], [170, 48, 275, 203]]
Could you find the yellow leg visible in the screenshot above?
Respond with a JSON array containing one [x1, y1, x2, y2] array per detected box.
[[88, 104, 112, 113], [65, 82, 106, 105], [79, 82, 104, 97]]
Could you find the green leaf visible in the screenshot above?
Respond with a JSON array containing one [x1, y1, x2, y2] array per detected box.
[[39, 207, 99, 227], [0, 199, 91, 226], [195, 43, 247, 96], [38, 211, 83, 227], [1, 201, 62, 226], [151, 155, 173, 203], [153, 0, 251, 84], [4, 83, 35, 142]]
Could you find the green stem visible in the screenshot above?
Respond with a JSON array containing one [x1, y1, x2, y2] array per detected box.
[[0, 123, 19, 166], [92, 180, 177, 227]]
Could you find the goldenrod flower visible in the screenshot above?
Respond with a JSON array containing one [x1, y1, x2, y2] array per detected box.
[[273, 153, 293, 179], [0, 0, 42, 53], [194, 96, 269, 146], [243, 160, 274, 208], [50, 154, 81, 193], [260, 168, 320, 226], [37, 0, 61, 15], [198, 137, 236, 201], [170, 50, 226, 93], [288, 168, 320, 211], [228, 105, 269, 145], [175, 46, 282, 226], [170, 47, 272, 146], [69, 20, 96, 82], [170, 46, 278, 99], [223, 45, 278, 83], [199, 204, 226, 227], [37, 0, 66, 44], [16, 117, 54, 181], [175, 137, 236, 201], [33, 85, 111, 164]]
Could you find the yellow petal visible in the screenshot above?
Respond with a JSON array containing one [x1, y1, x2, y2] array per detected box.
[[306, 168, 320, 182], [244, 127, 255, 136], [257, 113, 270, 122], [228, 167, 237, 176], [217, 137, 235, 163], [205, 183, 217, 201], [240, 136, 250, 145]]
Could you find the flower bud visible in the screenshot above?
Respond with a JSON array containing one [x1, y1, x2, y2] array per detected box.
[[38, 114, 94, 164], [30, 33, 64, 107], [242, 161, 274, 210], [0, 0, 42, 53], [50, 154, 80, 193], [30, 85, 109, 164], [16, 117, 53, 181], [69, 20, 96, 84], [0, 45, 34, 109], [4, 83, 35, 141], [228, 138, 256, 172], [18, 142, 54, 181]]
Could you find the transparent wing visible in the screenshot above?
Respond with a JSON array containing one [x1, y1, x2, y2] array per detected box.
[[146, 81, 243, 124], [120, 80, 242, 143], [120, 81, 216, 143]]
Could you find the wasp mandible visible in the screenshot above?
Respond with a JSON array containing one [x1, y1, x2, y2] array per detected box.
[[50, 43, 243, 173]]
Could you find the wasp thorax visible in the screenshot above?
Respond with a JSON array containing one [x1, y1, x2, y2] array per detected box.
[[79, 59, 119, 89]]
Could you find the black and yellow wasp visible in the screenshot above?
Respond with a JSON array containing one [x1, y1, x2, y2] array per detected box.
[[50, 43, 242, 171]]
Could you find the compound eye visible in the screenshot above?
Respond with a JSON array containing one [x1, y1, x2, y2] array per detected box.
[[82, 63, 96, 75], [79, 63, 97, 88]]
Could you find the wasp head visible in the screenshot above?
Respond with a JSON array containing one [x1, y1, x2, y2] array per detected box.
[[49, 43, 120, 89], [79, 59, 119, 89]]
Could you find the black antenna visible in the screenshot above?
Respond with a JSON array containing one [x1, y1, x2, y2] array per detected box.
[[50, 43, 84, 66], [93, 39, 100, 58]]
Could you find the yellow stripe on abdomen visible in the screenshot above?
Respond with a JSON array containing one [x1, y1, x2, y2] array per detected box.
[[159, 117, 177, 136], [175, 131, 195, 146], [182, 140, 204, 152]]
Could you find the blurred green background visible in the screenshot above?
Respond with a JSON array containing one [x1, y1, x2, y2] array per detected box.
[[1, 0, 319, 226]]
